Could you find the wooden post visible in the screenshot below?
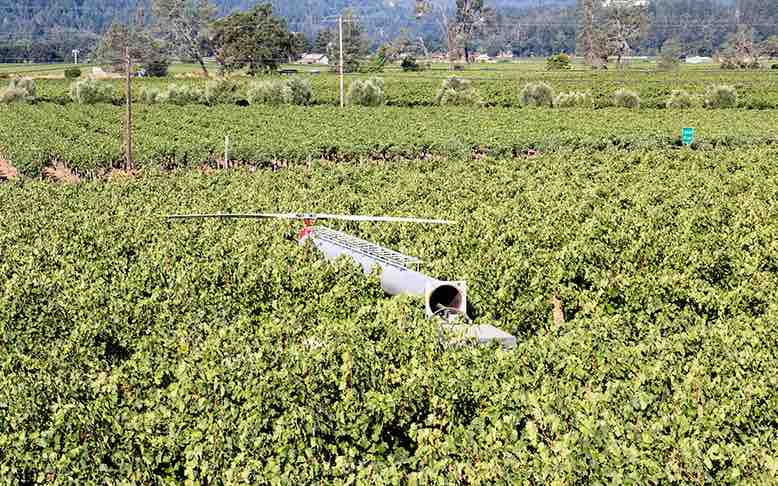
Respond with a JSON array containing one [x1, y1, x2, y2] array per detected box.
[[339, 15, 345, 108], [224, 135, 230, 168], [125, 46, 134, 171]]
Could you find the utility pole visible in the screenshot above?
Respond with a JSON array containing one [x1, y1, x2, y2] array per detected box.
[[339, 15, 345, 108], [125, 46, 134, 171]]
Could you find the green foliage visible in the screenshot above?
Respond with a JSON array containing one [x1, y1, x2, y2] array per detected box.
[[346, 78, 385, 107], [142, 58, 170, 77], [4, 104, 778, 176], [553, 91, 593, 108], [139, 87, 162, 104], [359, 54, 386, 73], [434, 77, 482, 106], [665, 89, 695, 109], [285, 76, 314, 106], [3, 147, 778, 482], [546, 52, 572, 70], [14, 68, 778, 109], [63, 67, 82, 79], [614, 88, 641, 109], [159, 84, 203, 105], [247, 79, 291, 105], [401, 55, 420, 72], [247, 77, 314, 106], [210, 4, 294, 74], [68, 79, 113, 104], [520, 82, 554, 108], [704, 85, 738, 109], [204, 78, 239, 104]]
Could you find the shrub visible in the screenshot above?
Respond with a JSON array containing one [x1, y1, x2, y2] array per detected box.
[[159, 85, 203, 105], [546, 53, 572, 71], [346, 78, 385, 107], [0, 87, 27, 104], [247, 79, 292, 105], [1, 77, 35, 103], [656, 38, 682, 71], [614, 89, 641, 109], [64, 67, 82, 80], [434, 77, 482, 106], [247, 77, 314, 106], [553, 91, 593, 108], [142, 59, 169, 77], [401, 56, 420, 72], [69, 80, 114, 104], [772, 63, 778, 70], [704, 85, 738, 109], [666, 90, 694, 109], [520, 82, 554, 108], [204, 78, 239, 104], [720, 56, 761, 70], [139, 87, 162, 104], [285, 77, 313, 106], [9, 77, 36, 99]]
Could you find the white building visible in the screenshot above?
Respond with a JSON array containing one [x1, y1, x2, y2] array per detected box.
[[299, 53, 329, 65], [686, 56, 713, 64]]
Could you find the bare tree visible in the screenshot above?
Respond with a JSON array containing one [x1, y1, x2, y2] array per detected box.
[[605, 0, 648, 67], [416, 0, 492, 67], [152, 0, 215, 76]]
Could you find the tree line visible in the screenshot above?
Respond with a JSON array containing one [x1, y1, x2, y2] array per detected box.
[[1, 0, 777, 69]]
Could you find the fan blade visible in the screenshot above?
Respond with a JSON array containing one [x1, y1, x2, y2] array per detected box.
[[166, 212, 456, 225], [313, 213, 456, 225], [166, 213, 302, 220]]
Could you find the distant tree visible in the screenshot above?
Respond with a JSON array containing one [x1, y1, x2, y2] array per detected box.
[[606, 0, 649, 67], [762, 36, 778, 58], [325, 10, 368, 74], [313, 29, 334, 53], [577, 0, 605, 67], [289, 32, 309, 61], [95, 23, 169, 75], [210, 4, 294, 74], [657, 37, 682, 70], [719, 26, 760, 69], [151, 0, 215, 76], [546, 52, 572, 70], [415, 0, 493, 66], [401, 55, 420, 72]]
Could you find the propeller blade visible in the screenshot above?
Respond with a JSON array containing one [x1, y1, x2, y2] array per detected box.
[[312, 213, 456, 225], [166, 212, 456, 225], [166, 212, 303, 220]]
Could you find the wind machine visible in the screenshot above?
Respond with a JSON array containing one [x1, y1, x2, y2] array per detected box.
[[167, 212, 516, 348]]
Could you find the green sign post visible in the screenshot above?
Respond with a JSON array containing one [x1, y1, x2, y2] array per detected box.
[[681, 127, 695, 146]]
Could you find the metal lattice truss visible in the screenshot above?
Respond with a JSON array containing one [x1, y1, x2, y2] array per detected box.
[[313, 226, 422, 270]]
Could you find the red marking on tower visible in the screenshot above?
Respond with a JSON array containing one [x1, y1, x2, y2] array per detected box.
[[297, 218, 315, 242]]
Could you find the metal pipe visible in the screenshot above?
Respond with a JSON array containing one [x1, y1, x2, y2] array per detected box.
[[306, 226, 467, 318]]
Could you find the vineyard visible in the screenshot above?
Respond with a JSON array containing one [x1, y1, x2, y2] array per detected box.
[[2, 104, 778, 177], [2, 147, 778, 482], [2, 62, 778, 483], [19, 68, 778, 108]]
